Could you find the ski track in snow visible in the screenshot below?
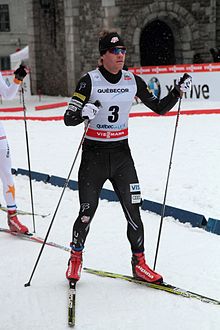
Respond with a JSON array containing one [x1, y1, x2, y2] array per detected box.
[[0, 98, 220, 329]]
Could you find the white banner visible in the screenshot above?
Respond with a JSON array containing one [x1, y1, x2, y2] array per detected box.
[[129, 63, 220, 112]]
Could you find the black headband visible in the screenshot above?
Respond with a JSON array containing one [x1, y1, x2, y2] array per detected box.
[[99, 32, 125, 55]]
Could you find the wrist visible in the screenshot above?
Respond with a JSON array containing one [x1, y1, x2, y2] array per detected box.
[[13, 77, 22, 85], [172, 87, 181, 98]]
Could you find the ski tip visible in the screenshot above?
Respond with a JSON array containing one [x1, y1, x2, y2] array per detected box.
[[25, 232, 33, 237]]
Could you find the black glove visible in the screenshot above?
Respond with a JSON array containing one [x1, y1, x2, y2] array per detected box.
[[64, 109, 83, 126], [14, 65, 27, 81], [175, 73, 192, 94]]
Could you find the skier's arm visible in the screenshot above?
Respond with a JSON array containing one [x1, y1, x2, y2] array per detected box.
[[0, 65, 27, 100], [135, 74, 180, 115], [64, 74, 92, 126]]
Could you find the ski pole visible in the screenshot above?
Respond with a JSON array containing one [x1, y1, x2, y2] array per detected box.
[[24, 121, 90, 287], [21, 85, 36, 233], [153, 97, 182, 270]]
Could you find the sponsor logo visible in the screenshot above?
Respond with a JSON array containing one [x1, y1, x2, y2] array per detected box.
[[73, 92, 86, 101], [94, 74, 101, 81], [68, 105, 78, 112], [81, 215, 90, 223], [111, 36, 119, 43], [124, 72, 132, 80], [96, 123, 126, 130], [96, 131, 126, 138], [137, 266, 154, 279], [130, 183, 140, 192], [80, 203, 90, 212], [73, 231, 78, 246], [79, 82, 86, 90], [148, 77, 161, 98], [86, 128, 128, 139], [131, 194, 141, 204], [97, 88, 129, 94], [166, 81, 210, 100]]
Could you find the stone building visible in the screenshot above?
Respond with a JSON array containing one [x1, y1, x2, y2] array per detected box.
[[21, 1, 220, 95], [0, 0, 28, 69]]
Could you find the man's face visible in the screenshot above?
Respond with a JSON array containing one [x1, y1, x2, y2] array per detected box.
[[102, 47, 126, 74]]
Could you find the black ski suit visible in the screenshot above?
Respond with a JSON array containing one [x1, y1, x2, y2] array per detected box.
[[64, 65, 180, 253]]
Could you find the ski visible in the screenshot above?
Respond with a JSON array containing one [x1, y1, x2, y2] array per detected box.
[[68, 281, 76, 327], [0, 228, 70, 252], [84, 267, 220, 306], [0, 204, 50, 218]]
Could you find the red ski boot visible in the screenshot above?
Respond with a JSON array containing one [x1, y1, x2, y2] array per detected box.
[[7, 210, 29, 234], [66, 249, 83, 282], [132, 252, 163, 284]]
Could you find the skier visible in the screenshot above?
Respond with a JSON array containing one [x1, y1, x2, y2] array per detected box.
[[64, 30, 192, 283], [0, 65, 29, 234]]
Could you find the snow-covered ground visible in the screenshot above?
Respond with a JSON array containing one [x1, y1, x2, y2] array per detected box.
[[0, 96, 220, 330]]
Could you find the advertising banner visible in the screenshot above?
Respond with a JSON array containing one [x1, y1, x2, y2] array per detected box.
[[129, 63, 220, 113]]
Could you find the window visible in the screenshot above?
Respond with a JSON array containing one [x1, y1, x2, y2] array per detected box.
[[0, 4, 10, 32]]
